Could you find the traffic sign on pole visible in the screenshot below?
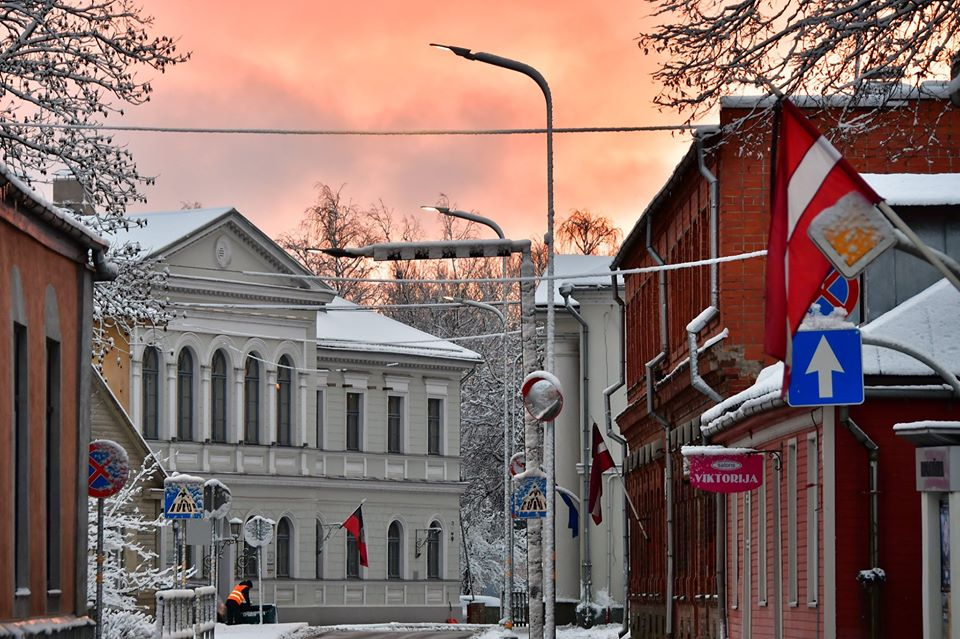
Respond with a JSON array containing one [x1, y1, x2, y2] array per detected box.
[[813, 269, 860, 317], [88, 440, 129, 498], [788, 328, 865, 407], [512, 476, 548, 519], [164, 475, 204, 519]]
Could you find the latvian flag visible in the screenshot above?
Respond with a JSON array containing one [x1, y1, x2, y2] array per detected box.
[[764, 100, 881, 391], [342, 504, 369, 567]]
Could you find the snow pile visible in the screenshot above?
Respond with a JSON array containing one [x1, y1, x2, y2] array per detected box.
[[798, 307, 856, 331], [862, 173, 960, 206], [216, 622, 307, 639], [700, 362, 784, 432], [856, 567, 887, 586], [681, 445, 757, 457]]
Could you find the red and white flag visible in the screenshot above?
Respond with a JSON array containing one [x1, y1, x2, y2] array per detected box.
[[341, 504, 368, 567], [764, 100, 880, 389], [588, 424, 616, 525]]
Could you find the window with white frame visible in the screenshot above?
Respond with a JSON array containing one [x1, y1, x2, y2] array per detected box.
[[276, 518, 292, 578], [388, 521, 403, 579], [244, 355, 261, 444], [142, 346, 160, 439], [346, 391, 362, 451], [427, 398, 442, 455], [427, 520, 442, 579], [388, 395, 403, 453], [788, 439, 798, 605], [46, 337, 61, 591], [177, 349, 195, 441], [316, 390, 324, 449], [758, 461, 767, 605], [346, 530, 361, 579], [211, 349, 228, 443], [13, 320, 29, 592], [315, 519, 325, 579], [277, 355, 293, 446]]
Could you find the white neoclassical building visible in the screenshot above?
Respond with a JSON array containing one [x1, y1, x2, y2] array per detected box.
[[100, 207, 480, 624], [535, 254, 627, 618]]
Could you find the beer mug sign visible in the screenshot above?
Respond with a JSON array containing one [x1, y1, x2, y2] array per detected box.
[[521, 370, 564, 422]]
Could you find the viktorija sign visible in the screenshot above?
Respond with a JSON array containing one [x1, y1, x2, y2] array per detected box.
[[686, 450, 764, 494]]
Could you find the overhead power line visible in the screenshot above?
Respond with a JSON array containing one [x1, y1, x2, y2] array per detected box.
[[3, 121, 702, 136]]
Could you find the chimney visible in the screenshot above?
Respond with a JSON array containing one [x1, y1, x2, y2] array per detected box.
[[52, 171, 94, 215]]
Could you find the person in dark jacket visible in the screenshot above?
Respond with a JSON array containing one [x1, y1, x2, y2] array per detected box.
[[225, 580, 253, 625]]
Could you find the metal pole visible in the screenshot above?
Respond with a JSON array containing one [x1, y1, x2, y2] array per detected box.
[[258, 546, 263, 624], [96, 497, 104, 639]]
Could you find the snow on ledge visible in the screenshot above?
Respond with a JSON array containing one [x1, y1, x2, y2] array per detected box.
[[862, 173, 960, 206], [700, 362, 784, 429], [681, 445, 757, 457], [893, 420, 960, 433]]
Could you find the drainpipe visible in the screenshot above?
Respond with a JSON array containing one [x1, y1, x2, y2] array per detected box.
[[840, 407, 880, 639], [603, 274, 629, 637], [687, 307, 724, 403], [560, 284, 593, 609], [645, 216, 675, 638]]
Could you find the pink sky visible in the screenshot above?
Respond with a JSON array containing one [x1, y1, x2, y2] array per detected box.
[[113, 1, 703, 245]]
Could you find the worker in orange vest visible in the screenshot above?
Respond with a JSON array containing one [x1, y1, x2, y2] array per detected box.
[[224, 580, 253, 625]]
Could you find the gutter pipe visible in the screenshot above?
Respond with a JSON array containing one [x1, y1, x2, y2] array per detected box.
[[602, 274, 629, 638], [560, 284, 593, 609], [840, 408, 880, 639]]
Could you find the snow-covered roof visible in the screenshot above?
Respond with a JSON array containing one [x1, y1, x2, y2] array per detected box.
[[534, 254, 621, 307], [862, 173, 960, 206], [104, 207, 235, 256], [702, 279, 960, 434], [316, 296, 481, 364], [862, 279, 960, 376], [0, 163, 107, 249], [721, 82, 952, 109]]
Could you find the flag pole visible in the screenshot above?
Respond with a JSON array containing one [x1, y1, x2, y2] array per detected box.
[[877, 201, 960, 292], [613, 473, 648, 540], [340, 499, 367, 528]]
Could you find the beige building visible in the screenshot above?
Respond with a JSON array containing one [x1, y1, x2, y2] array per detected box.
[[100, 207, 480, 624]]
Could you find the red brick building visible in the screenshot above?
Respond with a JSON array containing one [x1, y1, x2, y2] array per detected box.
[[0, 167, 113, 637], [613, 87, 960, 639]]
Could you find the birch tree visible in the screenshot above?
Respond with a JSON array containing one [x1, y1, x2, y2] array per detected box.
[[638, 0, 960, 121], [0, 0, 188, 231]]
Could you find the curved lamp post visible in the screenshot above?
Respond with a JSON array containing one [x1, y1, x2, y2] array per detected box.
[[430, 43, 556, 638]]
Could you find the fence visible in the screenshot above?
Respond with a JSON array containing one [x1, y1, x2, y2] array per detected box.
[[504, 590, 528, 627], [156, 586, 217, 639]]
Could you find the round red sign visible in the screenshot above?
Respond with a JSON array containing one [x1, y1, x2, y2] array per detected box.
[[88, 439, 129, 498]]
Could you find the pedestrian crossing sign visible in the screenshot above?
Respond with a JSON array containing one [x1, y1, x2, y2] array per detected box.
[[512, 476, 548, 519], [164, 479, 204, 519]]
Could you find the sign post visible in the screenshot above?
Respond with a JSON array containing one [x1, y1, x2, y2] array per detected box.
[[243, 516, 275, 624], [164, 474, 205, 587], [88, 440, 130, 639]]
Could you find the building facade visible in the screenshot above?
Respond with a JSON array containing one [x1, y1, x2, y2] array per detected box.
[[613, 86, 960, 639], [100, 207, 479, 624], [0, 165, 112, 637]]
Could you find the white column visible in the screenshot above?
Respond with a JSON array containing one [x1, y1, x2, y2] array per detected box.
[[823, 408, 837, 639], [234, 368, 245, 443], [922, 491, 944, 639], [165, 362, 177, 440], [200, 364, 212, 442], [299, 375, 309, 446], [267, 368, 278, 445], [130, 357, 143, 429]]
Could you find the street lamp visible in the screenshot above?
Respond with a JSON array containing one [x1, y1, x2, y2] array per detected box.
[[431, 44, 556, 637], [444, 295, 514, 628], [425, 205, 515, 627]]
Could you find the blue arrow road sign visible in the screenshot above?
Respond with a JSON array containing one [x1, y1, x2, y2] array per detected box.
[[512, 476, 548, 519], [788, 328, 864, 407]]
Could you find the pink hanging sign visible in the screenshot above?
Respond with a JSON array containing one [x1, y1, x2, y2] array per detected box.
[[688, 453, 763, 493]]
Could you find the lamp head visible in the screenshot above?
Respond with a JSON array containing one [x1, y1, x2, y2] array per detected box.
[[429, 43, 475, 60], [320, 247, 359, 258], [420, 205, 452, 215]]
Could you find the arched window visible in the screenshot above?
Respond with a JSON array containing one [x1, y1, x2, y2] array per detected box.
[[211, 350, 228, 443], [346, 530, 360, 579], [142, 346, 160, 439], [244, 355, 260, 444], [427, 520, 442, 579], [388, 521, 402, 579], [276, 518, 292, 578], [177, 350, 194, 441], [276, 355, 293, 446]]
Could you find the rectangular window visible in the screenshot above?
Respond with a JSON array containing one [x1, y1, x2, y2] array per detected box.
[[315, 521, 324, 579], [316, 390, 324, 449], [14, 323, 29, 592], [388, 396, 403, 453], [46, 339, 61, 591], [788, 439, 798, 605], [758, 461, 767, 605], [346, 392, 361, 451], [346, 534, 360, 578], [427, 398, 442, 455], [807, 433, 819, 606]]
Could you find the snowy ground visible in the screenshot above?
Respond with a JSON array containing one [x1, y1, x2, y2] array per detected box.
[[470, 623, 625, 639], [215, 622, 307, 639]]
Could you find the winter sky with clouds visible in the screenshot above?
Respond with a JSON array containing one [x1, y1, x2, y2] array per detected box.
[[112, 1, 703, 244]]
